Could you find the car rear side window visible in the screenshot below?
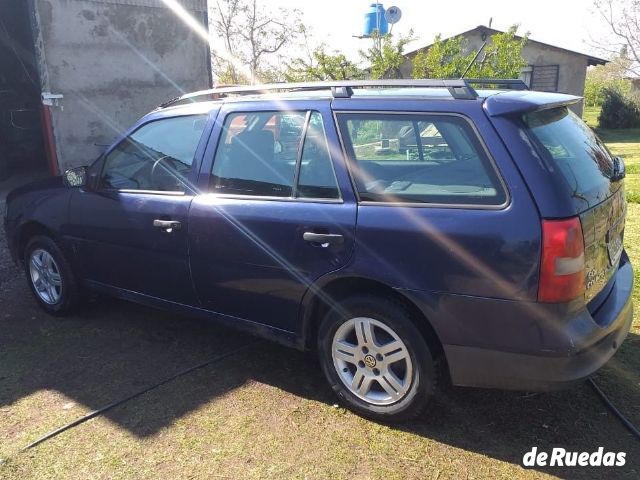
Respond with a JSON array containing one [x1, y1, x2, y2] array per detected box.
[[211, 111, 306, 197], [522, 107, 614, 209], [101, 115, 207, 192], [337, 113, 506, 206], [297, 112, 340, 200], [211, 111, 340, 200]]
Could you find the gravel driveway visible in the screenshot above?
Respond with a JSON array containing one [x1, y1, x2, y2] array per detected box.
[[0, 199, 20, 288]]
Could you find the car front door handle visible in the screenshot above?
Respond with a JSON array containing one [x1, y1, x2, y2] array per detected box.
[[153, 219, 181, 231], [303, 232, 344, 246]]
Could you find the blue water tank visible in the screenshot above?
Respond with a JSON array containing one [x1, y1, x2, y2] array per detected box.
[[363, 3, 388, 37]]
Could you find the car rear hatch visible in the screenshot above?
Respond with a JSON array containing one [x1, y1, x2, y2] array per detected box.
[[520, 106, 626, 313]]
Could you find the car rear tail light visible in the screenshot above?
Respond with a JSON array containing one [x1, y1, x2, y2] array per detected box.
[[538, 217, 585, 303]]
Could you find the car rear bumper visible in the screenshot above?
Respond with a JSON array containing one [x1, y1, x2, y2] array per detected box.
[[444, 255, 634, 391]]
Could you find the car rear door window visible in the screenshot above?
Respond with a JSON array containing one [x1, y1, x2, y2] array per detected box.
[[337, 113, 506, 206], [297, 112, 340, 200], [211, 111, 306, 197], [211, 110, 340, 200], [101, 115, 206, 192]]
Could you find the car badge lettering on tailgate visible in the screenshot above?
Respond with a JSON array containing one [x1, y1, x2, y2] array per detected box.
[[607, 232, 623, 267]]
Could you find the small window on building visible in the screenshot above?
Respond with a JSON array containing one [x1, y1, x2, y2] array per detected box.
[[337, 113, 506, 206], [530, 65, 560, 92]]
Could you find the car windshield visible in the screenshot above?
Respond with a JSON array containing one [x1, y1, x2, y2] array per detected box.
[[522, 107, 615, 209]]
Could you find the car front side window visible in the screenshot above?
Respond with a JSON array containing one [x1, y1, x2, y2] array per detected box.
[[101, 115, 207, 193]]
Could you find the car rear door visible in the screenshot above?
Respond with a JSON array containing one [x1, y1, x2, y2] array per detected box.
[[188, 100, 357, 333]]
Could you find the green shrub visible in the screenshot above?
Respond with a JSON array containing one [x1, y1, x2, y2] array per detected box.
[[584, 77, 631, 107], [584, 56, 633, 108], [598, 88, 640, 129]]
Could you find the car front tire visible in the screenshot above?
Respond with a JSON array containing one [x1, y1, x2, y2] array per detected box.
[[318, 294, 436, 422], [23, 235, 79, 316]]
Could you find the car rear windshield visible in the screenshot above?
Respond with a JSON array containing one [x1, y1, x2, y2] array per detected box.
[[522, 107, 615, 209]]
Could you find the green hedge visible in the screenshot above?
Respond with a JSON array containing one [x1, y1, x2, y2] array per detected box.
[[598, 88, 640, 129]]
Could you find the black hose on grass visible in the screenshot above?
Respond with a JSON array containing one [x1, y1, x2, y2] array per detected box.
[[588, 377, 640, 441], [22, 342, 256, 451], [21, 348, 639, 452]]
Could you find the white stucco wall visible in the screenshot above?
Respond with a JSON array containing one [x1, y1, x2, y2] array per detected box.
[[31, 0, 211, 171]]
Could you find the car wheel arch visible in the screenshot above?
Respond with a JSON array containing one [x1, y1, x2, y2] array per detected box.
[[17, 221, 58, 263], [300, 275, 445, 361]]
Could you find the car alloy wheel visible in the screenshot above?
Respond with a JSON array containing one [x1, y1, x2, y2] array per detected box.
[[331, 316, 414, 406], [28, 248, 63, 305]]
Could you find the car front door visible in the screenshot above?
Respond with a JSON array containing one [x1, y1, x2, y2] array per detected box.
[[69, 111, 213, 305], [188, 101, 357, 333]]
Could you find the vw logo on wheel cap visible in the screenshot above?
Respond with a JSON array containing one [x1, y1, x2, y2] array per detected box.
[[364, 354, 377, 368]]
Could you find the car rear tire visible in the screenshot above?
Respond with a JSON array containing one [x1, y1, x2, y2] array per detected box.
[[23, 235, 79, 316], [317, 294, 436, 422]]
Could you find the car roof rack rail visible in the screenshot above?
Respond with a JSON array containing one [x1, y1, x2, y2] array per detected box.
[[463, 78, 529, 91], [158, 78, 528, 109]]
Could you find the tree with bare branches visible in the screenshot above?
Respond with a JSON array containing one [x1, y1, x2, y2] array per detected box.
[[594, 0, 640, 74], [210, 0, 242, 84], [209, 0, 300, 84]]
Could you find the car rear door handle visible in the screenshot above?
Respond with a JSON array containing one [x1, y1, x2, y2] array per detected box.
[[303, 232, 344, 246], [153, 219, 181, 231]]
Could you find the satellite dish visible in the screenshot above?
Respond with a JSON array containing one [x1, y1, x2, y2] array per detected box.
[[385, 6, 402, 25]]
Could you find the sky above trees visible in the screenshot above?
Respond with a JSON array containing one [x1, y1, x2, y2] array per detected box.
[[266, 0, 610, 60]]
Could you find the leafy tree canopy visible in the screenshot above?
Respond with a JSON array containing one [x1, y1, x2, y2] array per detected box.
[[360, 31, 415, 79], [283, 25, 364, 81], [412, 25, 528, 79], [584, 54, 632, 107]]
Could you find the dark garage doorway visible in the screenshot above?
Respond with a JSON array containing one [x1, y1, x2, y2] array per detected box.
[[0, 0, 48, 183]]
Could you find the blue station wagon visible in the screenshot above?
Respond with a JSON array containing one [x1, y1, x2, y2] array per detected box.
[[4, 80, 634, 421]]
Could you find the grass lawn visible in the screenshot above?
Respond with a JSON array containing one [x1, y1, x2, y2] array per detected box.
[[584, 105, 640, 304], [584, 106, 640, 203], [0, 109, 638, 479]]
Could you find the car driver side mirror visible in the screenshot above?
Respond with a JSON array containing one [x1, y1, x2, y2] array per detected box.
[[62, 166, 88, 188]]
